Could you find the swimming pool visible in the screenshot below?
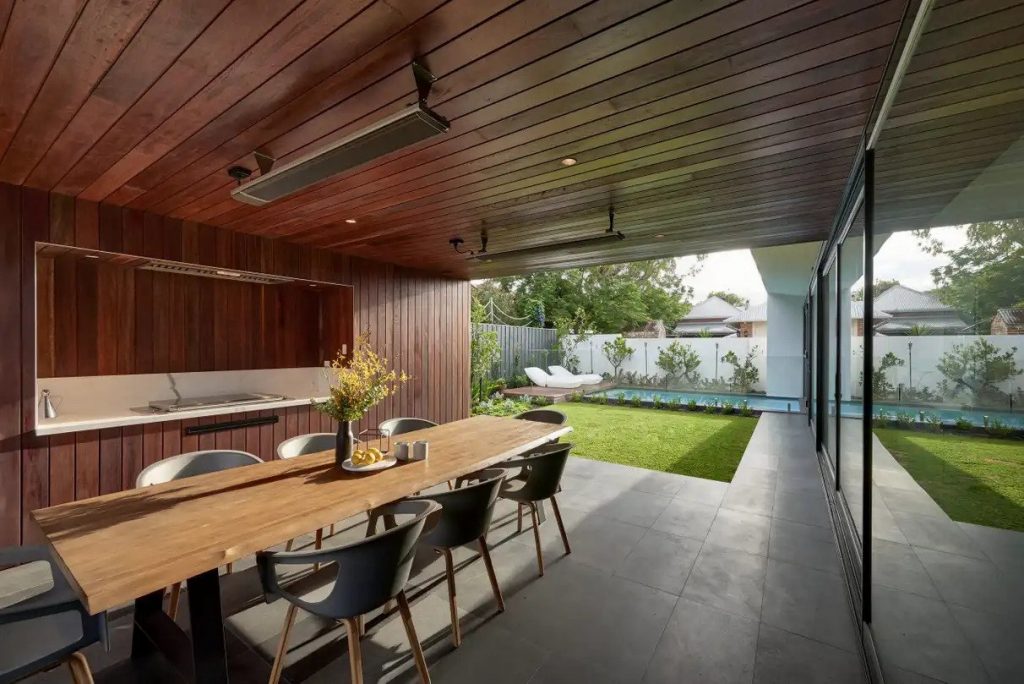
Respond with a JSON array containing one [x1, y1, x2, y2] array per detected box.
[[586, 388, 802, 412], [585, 387, 1024, 429]]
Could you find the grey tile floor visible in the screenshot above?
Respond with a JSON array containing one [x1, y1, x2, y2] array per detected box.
[[860, 431, 1024, 684], [28, 413, 865, 683]]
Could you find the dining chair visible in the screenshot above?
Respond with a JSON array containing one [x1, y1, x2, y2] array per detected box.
[[257, 500, 441, 684], [378, 417, 438, 437], [277, 433, 337, 548], [135, 449, 262, 619], [0, 545, 107, 684], [513, 408, 568, 425], [373, 469, 507, 648], [498, 442, 573, 576]]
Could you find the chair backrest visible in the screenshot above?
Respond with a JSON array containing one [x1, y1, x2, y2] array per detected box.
[[0, 545, 107, 682], [514, 442, 573, 501], [135, 449, 262, 487], [413, 469, 506, 548], [523, 367, 551, 387], [277, 433, 335, 459], [515, 408, 568, 425], [378, 417, 437, 437], [257, 500, 440, 619]]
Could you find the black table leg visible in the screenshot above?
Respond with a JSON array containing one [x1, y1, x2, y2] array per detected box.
[[130, 569, 229, 683], [187, 568, 229, 684]]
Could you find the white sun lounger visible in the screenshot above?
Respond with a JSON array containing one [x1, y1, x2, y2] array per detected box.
[[548, 365, 603, 385], [524, 367, 581, 389]]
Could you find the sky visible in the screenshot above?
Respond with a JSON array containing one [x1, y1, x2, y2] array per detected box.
[[677, 226, 967, 306]]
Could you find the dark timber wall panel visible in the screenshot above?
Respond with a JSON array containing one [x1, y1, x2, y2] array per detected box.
[[0, 182, 470, 546]]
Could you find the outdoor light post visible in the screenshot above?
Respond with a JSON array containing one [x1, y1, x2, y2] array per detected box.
[[908, 340, 913, 388]]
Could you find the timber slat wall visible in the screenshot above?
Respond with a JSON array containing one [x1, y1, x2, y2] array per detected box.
[[0, 182, 470, 546], [37, 252, 330, 377]]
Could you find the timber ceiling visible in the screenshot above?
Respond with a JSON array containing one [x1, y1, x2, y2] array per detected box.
[[1, 0, 1010, 277]]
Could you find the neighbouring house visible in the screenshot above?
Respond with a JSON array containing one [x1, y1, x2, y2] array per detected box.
[[724, 299, 910, 337], [672, 296, 742, 337], [991, 307, 1024, 334], [624, 319, 667, 338], [725, 302, 767, 338], [871, 284, 969, 335]]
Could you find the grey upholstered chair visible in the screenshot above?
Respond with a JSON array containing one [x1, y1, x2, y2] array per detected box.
[[0, 545, 107, 683], [378, 417, 437, 437], [135, 449, 262, 618], [374, 469, 507, 648], [513, 408, 568, 425], [277, 432, 335, 460], [257, 500, 441, 684], [135, 449, 262, 486], [498, 442, 573, 576], [277, 433, 337, 548]]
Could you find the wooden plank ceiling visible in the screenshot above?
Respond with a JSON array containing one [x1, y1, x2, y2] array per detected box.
[[2, 0, 992, 278]]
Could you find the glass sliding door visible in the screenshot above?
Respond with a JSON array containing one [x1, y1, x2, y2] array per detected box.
[[823, 260, 838, 471], [865, 1, 1024, 681], [838, 205, 866, 539]]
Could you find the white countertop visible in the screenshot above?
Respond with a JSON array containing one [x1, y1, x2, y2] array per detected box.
[[36, 368, 331, 436]]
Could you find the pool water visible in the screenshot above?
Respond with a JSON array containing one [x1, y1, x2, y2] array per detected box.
[[585, 387, 1024, 429], [586, 388, 802, 412]]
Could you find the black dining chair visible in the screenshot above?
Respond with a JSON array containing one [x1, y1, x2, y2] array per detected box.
[[0, 546, 107, 684], [373, 469, 507, 648], [135, 449, 263, 618], [257, 500, 440, 684], [498, 442, 573, 576], [513, 408, 568, 425]]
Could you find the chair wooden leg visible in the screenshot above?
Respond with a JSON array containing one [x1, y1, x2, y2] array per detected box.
[[550, 495, 572, 555], [529, 502, 544, 576], [268, 603, 298, 684], [65, 651, 94, 684], [329, 523, 335, 537], [166, 582, 182, 620], [225, 562, 233, 574], [396, 591, 431, 684], [344, 617, 364, 684], [441, 548, 461, 647], [314, 527, 324, 571], [285, 538, 294, 552], [478, 537, 505, 612], [517, 503, 524, 533]]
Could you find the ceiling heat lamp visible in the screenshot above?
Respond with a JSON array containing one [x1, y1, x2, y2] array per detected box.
[[231, 62, 449, 206], [452, 207, 625, 264]]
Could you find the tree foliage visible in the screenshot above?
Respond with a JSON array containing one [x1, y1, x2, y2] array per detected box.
[[721, 347, 760, 393], [471, 258, 703, 333], [554, 307, 592, 373], [470, 326, 501, 402], [915, 220, 1024, 325], [602, 337, 634, 378], [656, 341, 702, 387], [708, 290, 749, 308], [936, 338, 1021, 406]]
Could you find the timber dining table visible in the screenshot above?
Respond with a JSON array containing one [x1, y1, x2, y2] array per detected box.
[[30, 415, 572, 684]]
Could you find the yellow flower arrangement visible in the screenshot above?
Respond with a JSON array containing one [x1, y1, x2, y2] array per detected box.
[[314, 333, 409, 422]]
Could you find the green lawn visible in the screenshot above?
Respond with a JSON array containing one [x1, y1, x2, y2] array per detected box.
[[875, 429, 1024, 532], [556, 403, 758, 482]]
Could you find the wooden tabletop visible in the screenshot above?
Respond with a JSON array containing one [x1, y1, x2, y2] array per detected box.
[[32, 415, 571, 614]]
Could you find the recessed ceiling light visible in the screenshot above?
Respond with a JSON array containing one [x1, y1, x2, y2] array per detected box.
[[561, 157, 577, 166], [215, 270, 241, 277], [84, 254, 100, 259], [345, 218, 357, 224], [654, 234, 665, 239]]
